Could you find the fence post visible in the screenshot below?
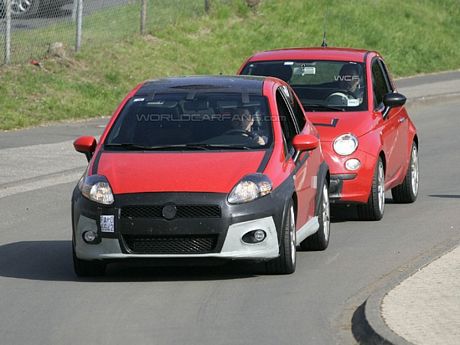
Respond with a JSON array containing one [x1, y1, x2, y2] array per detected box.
[[140, 0, 147, 35], [4, 0, 11, 64], [71, 0, 78, 22], [75, 0, 83, 52], [205, 0, 210, 13]]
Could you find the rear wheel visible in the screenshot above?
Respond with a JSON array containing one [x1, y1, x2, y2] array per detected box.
[[358, 158, 385, 221], [73, 247, 106, 277], [266, 201, 296, 275], [300, 182, 330, 251], [11, 0, 41, 18], [391, 142, 419, 203]]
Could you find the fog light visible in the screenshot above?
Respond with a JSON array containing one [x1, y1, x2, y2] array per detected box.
[[254, 230, 266, 242], [345, 158, 361, 171], [242, 230, 267, 244], [83, 230, 97, 244]]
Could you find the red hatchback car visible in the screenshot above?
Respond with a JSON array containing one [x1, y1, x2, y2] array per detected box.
[[72, 76, 330, 276], [239, 48, 419, 220]]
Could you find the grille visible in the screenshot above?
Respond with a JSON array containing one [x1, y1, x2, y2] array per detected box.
[[121, 205, 221, 219], [123, 235, 218, 254]]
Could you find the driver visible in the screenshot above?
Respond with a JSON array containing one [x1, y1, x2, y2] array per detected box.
[[337, 63, 363, 101], [325, 63, 364, 107], [231, 108, 266, 145]]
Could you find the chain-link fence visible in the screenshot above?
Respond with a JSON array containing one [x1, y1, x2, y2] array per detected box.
[[0, 0, 215, 64]]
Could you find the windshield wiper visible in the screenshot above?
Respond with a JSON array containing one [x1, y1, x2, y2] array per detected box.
[[104, 143, 210, 151], [105, 143, 252, 151], [302, 104, 345, 112], [189, 143, 252, 150]]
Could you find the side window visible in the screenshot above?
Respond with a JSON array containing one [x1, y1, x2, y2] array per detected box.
[[379, 61, 394, 92], [371, 60, 390, 108], [276, 89, 297, 147], [291, 95, 306, 130]]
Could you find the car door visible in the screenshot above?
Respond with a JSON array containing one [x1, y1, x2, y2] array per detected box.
[[371, 58, 400, 182], [380, 60, 409, 178], [276, 86, 314, 227]]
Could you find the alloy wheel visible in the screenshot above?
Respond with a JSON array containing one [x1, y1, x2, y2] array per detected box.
[[322, 184, 330, 242], [289, 206, 296, 266], [410, 146, 419, 196], [377, 161, 385, 214]]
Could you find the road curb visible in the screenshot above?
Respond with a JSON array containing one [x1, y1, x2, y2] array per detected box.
[[405, 92, 460, 107], [359, 238, 460, 345]]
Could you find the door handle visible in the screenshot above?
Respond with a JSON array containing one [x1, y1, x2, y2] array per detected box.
[[398, 117, 406, 123]]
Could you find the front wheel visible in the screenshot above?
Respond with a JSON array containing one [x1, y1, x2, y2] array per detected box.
[[358, 158, 385, 221], [300, 181, 330, 251], [266, 201, 296, 274], [391, 142, 419, 203]]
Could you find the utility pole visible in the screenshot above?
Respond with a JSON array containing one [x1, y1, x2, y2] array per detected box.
[[4, 0, 11, 64], [75, 0, 83, 51], [140, 0, 147, 35]]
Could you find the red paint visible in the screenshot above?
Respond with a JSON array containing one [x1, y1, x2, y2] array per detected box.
[[97, 151, 265, 194], [75, 76, 327, 232], [73, 136, 97, 155], [239, 47, 418, 203], [293, 134, 320, 152]]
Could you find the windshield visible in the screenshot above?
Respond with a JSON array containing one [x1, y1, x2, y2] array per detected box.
[[105, 92, 272, 150], [241, 60, 367, 112]]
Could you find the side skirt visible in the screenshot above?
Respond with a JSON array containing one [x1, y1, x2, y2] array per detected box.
[[295, 216, 320, 245]]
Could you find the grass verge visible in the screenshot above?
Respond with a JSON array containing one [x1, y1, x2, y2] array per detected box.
[[0, 0, 459, 130]]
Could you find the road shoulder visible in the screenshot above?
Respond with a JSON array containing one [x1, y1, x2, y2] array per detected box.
[[362, 238, 460, 345]]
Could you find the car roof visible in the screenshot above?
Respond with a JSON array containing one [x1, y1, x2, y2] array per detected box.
[[136, 75, 267, 96], [246, 47, 377, 63]]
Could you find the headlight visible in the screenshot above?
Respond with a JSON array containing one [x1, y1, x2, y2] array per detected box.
[[228, 173, 272, 204], [78, 174, 114, 205], [333, 133, 358, 156]]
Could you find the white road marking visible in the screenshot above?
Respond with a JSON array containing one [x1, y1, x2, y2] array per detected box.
[[0, 171, 82, 199], [0, 140, 86, 198]]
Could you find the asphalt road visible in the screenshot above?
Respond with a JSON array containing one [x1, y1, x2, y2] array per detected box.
[[0, 98, 459, 345]]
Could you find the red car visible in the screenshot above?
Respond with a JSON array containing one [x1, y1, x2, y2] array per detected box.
[[72, 76, 330, 276], [239, 48, 419, 220]]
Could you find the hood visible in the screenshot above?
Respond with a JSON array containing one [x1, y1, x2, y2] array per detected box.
[[95, 151, 266, 194], [306, 112, 378, 142]]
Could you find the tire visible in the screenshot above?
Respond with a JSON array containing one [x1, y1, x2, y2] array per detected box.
[[358, 157, 385, 221], [391, 142, 419, 203], [73, 247, 106, 277], [300, 181, 330, 251], [265, 201, 296, 274], [11, 0, 41, 19]]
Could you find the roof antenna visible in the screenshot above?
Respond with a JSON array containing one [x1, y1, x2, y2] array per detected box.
[[321, 8, 328, 48]]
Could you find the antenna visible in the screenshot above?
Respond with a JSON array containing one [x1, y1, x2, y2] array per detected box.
[[321, 7, 328, 48]]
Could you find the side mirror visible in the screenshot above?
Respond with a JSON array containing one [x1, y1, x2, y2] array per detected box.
[[292, 134, 319, 152], [74, 136, 97, 162], [383, 92, 406, 108]]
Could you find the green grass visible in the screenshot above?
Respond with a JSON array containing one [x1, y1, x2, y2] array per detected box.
[[1, 0, 459, 130]]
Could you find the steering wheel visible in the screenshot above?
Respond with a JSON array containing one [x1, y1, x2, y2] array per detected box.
[[329, 89, 357, 98], [325, 90, 358, 106], [224, 129, 255, 138]]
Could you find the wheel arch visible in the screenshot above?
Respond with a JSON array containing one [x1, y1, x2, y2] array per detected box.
[[413, 134, 419, 148], [315, 161, 330, 216], [291, 192, 298, 221], [379, 151, 387, 174]]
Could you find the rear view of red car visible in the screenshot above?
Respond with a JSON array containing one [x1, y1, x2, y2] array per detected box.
[[72, 76, 330, 276], [239, 48, 419, 220]]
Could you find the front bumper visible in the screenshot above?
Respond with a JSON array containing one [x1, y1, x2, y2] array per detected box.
[[72, 189, 288, 261], [321, 142, 377, 203]]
